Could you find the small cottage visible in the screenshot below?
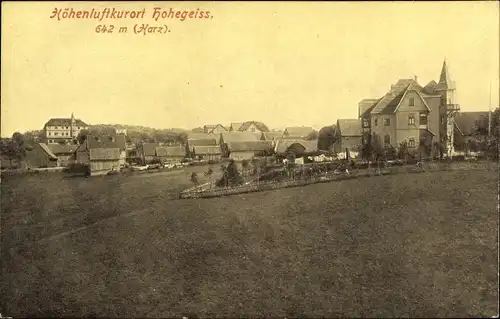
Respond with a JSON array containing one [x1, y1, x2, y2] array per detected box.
[[333, 119, 362, 158], [156, 146, 186, 164], [282, 126, 315, 139], [275, 139, 320, 159], [219, 132, 262, 157], [24, 143, 58, 168], [192, 145, 222, 161], [75, 135, 121, 176], [140, 143, 157, 164], [47, 143, 79, 167], [227, 140, 274, 161]]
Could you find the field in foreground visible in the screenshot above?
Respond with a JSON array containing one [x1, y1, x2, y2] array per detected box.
[[1, 168, 498, 318]]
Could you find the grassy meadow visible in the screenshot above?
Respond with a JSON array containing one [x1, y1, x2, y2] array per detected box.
[[1, 167, 498, 318]]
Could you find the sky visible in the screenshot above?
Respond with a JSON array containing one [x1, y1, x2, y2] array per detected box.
[[1, 1, 499, 137]]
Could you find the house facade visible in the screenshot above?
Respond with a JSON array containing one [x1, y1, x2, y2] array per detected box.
[[156, 146, 186, 163], [44, 113, 89, 144], [47, 144, 79, 167], [219, 132, 262, 157], [75, 135, 121, 176], [359, 60, 459, 157], [453, 111, 489, 154], [333, 119, 362, 157], [226, 141, 274, 161], [229, 121, 269, 133], [192, 145, 222, 161]]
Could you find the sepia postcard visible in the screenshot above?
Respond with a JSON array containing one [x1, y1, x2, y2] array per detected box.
[[1, 1, 499, 318]]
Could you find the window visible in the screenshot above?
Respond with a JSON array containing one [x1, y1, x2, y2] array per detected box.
[[363, 118, 369, 128], [48, 132, 52, 136], [408, 138, 416, 148], [250, 127, 256, 132], [384, 118, 390, 126], [409, 97, 415, 106], [374, 118, 378, 126], [420, 113, 427, 125], [55, 126, 58, 129], [408, 115, 415, 125], [49, 139, 53, 143], [55, 133, 59, 136], [384, 135, 390, 145], [66, 126, 69, 129]]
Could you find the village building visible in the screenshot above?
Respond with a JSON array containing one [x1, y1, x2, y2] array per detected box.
[[274, 139, 320, 164], [75, 135, 121, 176], [43, 113, 89, 144], [453, 111, 490, 154], [229, 121, 270, 133], [24, 143, 59, 168], [139, 143, 157, 164], [156, 146, 186, 164], [226, 140, 274, 161], [359, 60, 459, 157], [333, 119, 362, 158], [282, 126, 316, 139], [203, 124, 228, 134], [47, 144, 79, 167], [219, 132, 262, 157], [191, 145, 223, 161]]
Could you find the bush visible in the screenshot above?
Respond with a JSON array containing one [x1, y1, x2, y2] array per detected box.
[[64, 163, 90, 174], [216, 159, 244, 187]]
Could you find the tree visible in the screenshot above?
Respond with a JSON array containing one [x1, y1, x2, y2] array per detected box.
[[190, 172, 198, 186], [204, 168, 214, 188], [216, 160, 243, 187], [318, 125, 338, 150], [77, 129, 90, 144], [370, 133, 384, 163], [306, 130, 319, 140]]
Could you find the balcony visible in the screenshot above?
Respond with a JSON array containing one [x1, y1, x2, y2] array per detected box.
[[446, 103, 460, 114]]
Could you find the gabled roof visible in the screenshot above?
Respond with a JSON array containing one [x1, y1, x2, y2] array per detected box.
[[38, 143, 58, 160], [142, 143, 157, 156], [283, 126, 315, 138], [422, 80, 438, 95], [204, 124, 228, 133], [230, 122, 245, 131], [238, 121, 270, 132], [220, 132, 262, 143], [187, 132, 218, 146], [370, 79, 430, 115], [454, 111, 489, 136], [47, 143, 79, 155], [192, 145, 222, 155], [227, 140, 273, 152], [275, 139, 318, 154], [337, 119, 362, 137], [77, 135, 123, 152]]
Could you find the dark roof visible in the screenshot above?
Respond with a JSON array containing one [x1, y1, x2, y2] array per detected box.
[[142, 143, 157, 156], [47, 143, 79, 155], [45, 118, 88, 127], [89, 148, 120, 160], [187, 132, 218, 145], [227, 141, 273, 152], [220, 132, 262, 143], [192, 145, 222, 155], [370, 79, 429, 115], [156, 146, 186, 157], [115, 134, 126, 150], [38, 143, 58, 160], [238, 121, 270, 132], [359, 98, 381, 117], [275, 139, 318, 154], [454, 112, 489, 136], [337, 119, 362, 136], [438, 60, 456, 90], [283, 126, 315, 138], [230, 122, 245, 131], [422, 80, 438, 95]]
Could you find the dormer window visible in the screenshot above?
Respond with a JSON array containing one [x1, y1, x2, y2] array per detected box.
[[409, 97, 415, 106]]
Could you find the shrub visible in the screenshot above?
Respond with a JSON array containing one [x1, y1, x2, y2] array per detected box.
[[64, 163, 90, 174]]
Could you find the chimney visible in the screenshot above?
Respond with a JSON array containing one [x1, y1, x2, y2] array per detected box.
[[414, 75, 418, 82]]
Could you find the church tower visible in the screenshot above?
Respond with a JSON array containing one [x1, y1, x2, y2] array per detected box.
[[435, 59, 460, 157]]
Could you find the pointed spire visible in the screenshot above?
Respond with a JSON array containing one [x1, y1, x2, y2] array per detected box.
[[439, 59, 453, 87]]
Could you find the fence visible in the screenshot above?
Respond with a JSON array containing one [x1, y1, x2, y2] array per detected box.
[[178, 160, 498, 199]]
